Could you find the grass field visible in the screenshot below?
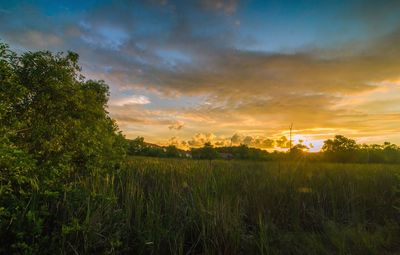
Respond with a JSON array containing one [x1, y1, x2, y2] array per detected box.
[[64, 157, 400, 254]]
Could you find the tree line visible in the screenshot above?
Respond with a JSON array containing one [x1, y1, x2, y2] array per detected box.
[[127, 135, 400, 164]]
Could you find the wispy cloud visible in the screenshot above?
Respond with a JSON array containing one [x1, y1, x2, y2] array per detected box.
[[168, 121, 184, 130], [110, 95, 151, 106]]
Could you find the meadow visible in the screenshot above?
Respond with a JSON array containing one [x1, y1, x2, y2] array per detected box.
[[64, 157, 400, 254]]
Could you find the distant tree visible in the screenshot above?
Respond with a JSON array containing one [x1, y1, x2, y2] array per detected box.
[[322, 135, 358, 152], [322, 135, 360, 162], [127, 136, 146, 155], [191, 142, 217, 160], [382, 142, 400, 163], [200, 142, 217, 160], [237, 144, 251, 159], [145, 146, 165, 157], [290, 144, 309, 155], [166, 145, 180, 158]]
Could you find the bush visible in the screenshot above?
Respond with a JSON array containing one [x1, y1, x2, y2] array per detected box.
[[0, 42, 126, 253]]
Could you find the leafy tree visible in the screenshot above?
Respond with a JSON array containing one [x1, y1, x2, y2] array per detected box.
[[322, 135, 359, 162], [290, 144, 309, 155], [127, 136, 146, 155], [165, 145, 180, 158], [0, 42, 126, 253], [191, 142, 218, 160], [381, 142, 400, 163], [322, 135, 358, 152], [237, 144, 251, 159]]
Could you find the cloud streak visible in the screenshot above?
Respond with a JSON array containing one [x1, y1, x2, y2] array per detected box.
[[110, 95, 151, 106]]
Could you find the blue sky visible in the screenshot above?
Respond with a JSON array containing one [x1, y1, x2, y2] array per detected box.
[[1, 0, 400, 150]]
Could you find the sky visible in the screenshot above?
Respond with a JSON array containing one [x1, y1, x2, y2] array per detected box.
[[1, 0, 400, 151]]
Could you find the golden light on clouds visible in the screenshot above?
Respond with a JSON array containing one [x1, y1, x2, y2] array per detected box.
[[2, 0, 400, 150]]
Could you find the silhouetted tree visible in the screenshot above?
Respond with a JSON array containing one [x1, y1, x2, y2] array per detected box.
[[166, 145, 180, 158], [191, 142, 217, 160], [290, 144, 309, 155], [322, 135, 359, 162]]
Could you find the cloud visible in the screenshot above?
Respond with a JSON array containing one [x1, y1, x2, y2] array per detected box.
[[78, 27, 400, 143], [110, 105, 178, 126], [110, 95, 151, 106], [187, 133, 217, 147], [25, 30, 63, 48], [242, 136, 253, 145], [276, 136, 290, 149], [230, 133, 241, 144], [254, 138, 275, 149], [199, 0, 237, 14], [168, 121, 184, 130], [230, 135, 279, 149], [168, 136, 187, 147], [1, 0, 400, 146]]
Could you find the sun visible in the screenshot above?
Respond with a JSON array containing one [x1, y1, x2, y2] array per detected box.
[[291, 134, 324, 152]]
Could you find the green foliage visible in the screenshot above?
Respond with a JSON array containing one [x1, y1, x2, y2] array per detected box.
[[127, 136, 146, 155], [216, 144, 270, 160], [321, 135, 400, 164], [127, 137, 185, 158], [165, 145, 180, 158], [191, 142, 218, 160], [78, 157, 400, 254], [322, 135, 359, 152], [127, 134, 400, 164], [0, 42, 126, 254], [322, 135, 359, 162]]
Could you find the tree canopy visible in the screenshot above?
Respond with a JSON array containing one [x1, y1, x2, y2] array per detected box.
[[0, 42, 126, 253]]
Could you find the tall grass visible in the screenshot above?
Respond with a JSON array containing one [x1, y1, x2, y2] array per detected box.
[[62, 157, 400, 254]]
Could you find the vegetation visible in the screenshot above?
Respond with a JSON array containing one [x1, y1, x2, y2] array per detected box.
[[191, 142, 218, 160], [117, 158, 400, 254], [0, 43, 126, 253], [127, 135, 400, 164], [1, 43, 400, 254]]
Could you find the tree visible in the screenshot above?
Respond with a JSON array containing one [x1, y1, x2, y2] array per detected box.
[[237, 144, 251, 159], [166, 145, 180, 158], [191, 142, 218, 160], [322, 135, 358, 152], [382, 142, 400, 163], [0, 42, 126, 253], [1, 46, 126, 172], [201, 142, 218, 160], [322, 135, 359, 162], [127, 136, 146, 155], [290, 144, 309, 155]]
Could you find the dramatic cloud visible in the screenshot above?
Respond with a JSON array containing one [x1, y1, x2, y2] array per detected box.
[[187, 133, 217, 147], [1, 0, 400, 148]]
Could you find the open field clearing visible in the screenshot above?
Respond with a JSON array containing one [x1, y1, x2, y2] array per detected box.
[[62, 157, 400, 254]]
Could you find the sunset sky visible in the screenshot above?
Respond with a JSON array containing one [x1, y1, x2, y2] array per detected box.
[[1, 0, 400, 151]]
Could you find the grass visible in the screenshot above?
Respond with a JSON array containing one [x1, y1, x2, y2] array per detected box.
[[62, 157, 400, 254]]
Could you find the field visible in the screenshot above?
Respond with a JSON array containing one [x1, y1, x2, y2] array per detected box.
[[65, 157, 400, 254]]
